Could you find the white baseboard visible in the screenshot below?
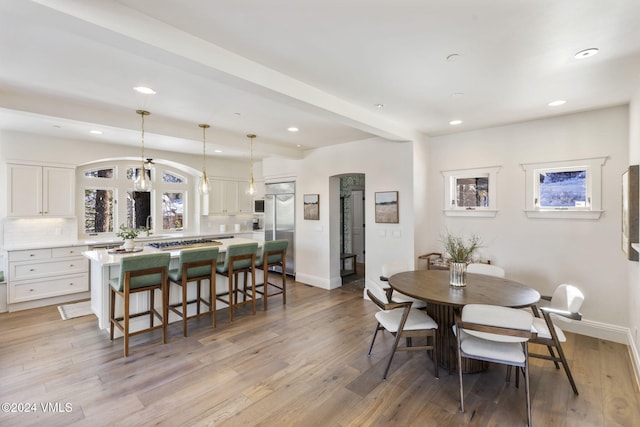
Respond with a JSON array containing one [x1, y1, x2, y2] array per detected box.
[[558, 317, 629, 344], [294, 272, 342, 290], [627, 331, 640, 391]]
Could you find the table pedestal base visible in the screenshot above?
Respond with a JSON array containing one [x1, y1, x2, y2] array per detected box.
[[428, 303, 488, 373]]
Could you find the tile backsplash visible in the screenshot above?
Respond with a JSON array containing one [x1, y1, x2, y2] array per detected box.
[[3, 217, 78, 248]]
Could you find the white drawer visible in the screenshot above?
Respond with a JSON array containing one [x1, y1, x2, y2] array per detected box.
[[11, 258, 87, 281], [9, 274, 89, 303], [52, 246, 88, 258], [9, 248, 51, 262]]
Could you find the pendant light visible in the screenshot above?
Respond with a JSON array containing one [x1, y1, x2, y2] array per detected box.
[[198, 123, 210, 194], [134, 109, 152, 191], [247, 134, 256, 195]]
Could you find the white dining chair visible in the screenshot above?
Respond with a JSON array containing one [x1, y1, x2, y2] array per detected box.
[[378, 261, 427, 309], [367, 280, 438, 380], [455, 304, 536, 427], [529, 283, 584, 395], [466, 263, 505, 278]]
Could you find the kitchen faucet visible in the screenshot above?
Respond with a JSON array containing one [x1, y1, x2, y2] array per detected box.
[[145, 215, 152, 237]]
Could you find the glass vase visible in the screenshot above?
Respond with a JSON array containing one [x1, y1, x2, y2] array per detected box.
[[449, 261, 467, 287]]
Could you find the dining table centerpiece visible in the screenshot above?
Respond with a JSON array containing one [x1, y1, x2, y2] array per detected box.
[[442, 231, 481, 287], [116, 224, 140, 251]]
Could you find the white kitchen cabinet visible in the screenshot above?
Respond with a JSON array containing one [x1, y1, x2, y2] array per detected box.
[[207, 179, 252, 215], [8, 245, 89, 308], [237, 181, 253, 214], [7, 163, 75, 217]]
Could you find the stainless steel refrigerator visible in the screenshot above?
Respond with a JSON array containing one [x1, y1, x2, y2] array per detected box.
[[264, 181, 295, 276]]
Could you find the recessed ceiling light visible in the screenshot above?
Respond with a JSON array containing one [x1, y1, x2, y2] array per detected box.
[[446, 54, 460, 62], [574, 48, 599, 59], [287, 127, 299, 132], [133, 86, 156, 94], [214, 149, 222, 153], [89, 130, 103, 135], [375, 103, 384, 109], [296, 144, 302, 148], [449, 120, 463, 125], [548, 100, 566, 107]]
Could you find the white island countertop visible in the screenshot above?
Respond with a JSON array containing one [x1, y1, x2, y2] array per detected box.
[[82, 237, 259, 267], [83, 236, 261, 331]]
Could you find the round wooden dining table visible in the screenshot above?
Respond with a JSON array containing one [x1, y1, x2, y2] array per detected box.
[[388, 269, 541, 373]]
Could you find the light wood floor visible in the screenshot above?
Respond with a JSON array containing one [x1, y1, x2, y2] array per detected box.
[[1, 278, 639, 427]]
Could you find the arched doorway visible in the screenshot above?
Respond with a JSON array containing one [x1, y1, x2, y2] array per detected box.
[[331, 173, 365, 285]]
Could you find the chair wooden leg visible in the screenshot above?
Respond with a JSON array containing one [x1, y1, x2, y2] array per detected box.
[[431, 332, 439, 379], [250, 269, 256, 315], [109, 288, 115, 341], [182, 281, 188, 337], [210, 275, 217, 328], [555, 342, 579, 395], [382, 330, 404, 379], [368, 323, 382, 356], [149, 287, 155, 329], [457, 335, 465, 413], [263, 268, 268, 311], [524, 349, 532, 427], [162, 282, 168, 345], [546, 345, 561, 369], [123, 289, 130, 357], [281, 272, 286, 305]]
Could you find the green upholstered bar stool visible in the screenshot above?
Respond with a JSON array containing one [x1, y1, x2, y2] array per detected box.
[[254, 239, 288, 310], [215, 242, 259, 322], [167, 246, 219, 337], [109, 253, 171, 357]]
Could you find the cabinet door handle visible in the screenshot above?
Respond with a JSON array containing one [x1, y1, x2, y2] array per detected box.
[[69, 264, 74, 267], [29, 268, 35, 272], [29, 254, 35, 257]]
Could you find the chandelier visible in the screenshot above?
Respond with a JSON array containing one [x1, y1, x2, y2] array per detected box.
[[198, 124, 210, 194], [247, 134, 256, 195], [134, 110, 152, 191]]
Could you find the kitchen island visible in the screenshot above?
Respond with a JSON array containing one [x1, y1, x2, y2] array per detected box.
[[83, 237, 261, 332]]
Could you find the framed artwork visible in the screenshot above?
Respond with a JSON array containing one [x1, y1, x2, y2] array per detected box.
[[303, 194, 320, 220], [375, 191, 399, 223], [622, 165, 639, 261]]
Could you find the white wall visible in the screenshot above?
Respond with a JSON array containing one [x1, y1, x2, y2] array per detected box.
[[417, 106, 629, 342], [263, 137, 415, 289]]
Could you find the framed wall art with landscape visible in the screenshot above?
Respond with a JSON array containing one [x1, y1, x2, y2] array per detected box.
[[303, 194, 320, 220], [375, 191, 399, 223]]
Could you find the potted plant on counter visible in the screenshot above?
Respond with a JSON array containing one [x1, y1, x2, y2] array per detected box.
[[116, 224, 139, 251], [442, 231, 481, 287]]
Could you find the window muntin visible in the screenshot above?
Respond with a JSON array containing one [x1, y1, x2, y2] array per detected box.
[[84, 188, 114, 233], [162, 192, 184, 230], [535, 168, 588, 208], [522, 157, 606, 219], [84, 167, 114, 178], [126, 191, 151, 229], [162, 171, 185, 184], [79, 161, 190, 237], [127, 166, 151, 181], [456, 177, 489, 208], [442, 167, 499, 217]]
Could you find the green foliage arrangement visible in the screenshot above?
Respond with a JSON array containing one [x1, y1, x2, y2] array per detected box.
[[115, 224, 139, 240], [442, 231, 481, 263]]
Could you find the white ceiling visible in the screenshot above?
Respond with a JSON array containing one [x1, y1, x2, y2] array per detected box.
[[1, 0, 639, 160]]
